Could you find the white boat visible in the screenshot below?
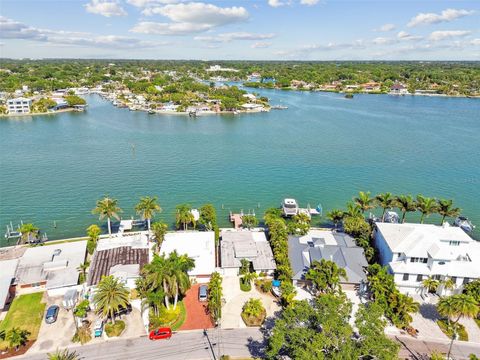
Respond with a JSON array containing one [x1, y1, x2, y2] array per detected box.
[[282, 198, 299, 217], [191, 209, 200, 222], [383, 211, 399, 223], [454, 216, 475, 233]]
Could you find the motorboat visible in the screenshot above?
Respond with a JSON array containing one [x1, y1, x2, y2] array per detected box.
[[282, 198, 299, 217], [454, 216, 475, 233], [383, 211, 399, 223]]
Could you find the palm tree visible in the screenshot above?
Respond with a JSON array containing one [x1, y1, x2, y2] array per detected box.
[[92, 275, 130, 324], [395, 195, 416, 223], [208, 272, 223, 324], [77, 261, 90, 281], [305, 259, 347, 294], [421, 276, 440, 295], [19, 223, 39, 244], [135, 196, 161, 231], [327, 209, 345, 230], [442, 277, 456, 293], [175, 204, 194, 230], [6, 327, 30, 351], [437, 294, 479, 359], [166, 251, 195, 309], [344, 202, 362, 218], [241, 214, 258, 230], [86, 224, 101, 242], [416, 195, 438, 224], [242, 298, 265, 318], [375, 192, 395, 220], [47, 349, 80, 360], [92, 197, 122, 236], [151, 221, 168, 253], [437, 199, 461, 225], [354, 191, 375, 214]]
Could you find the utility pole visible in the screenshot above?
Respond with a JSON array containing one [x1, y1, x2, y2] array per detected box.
[[203, 329, 217, 360]]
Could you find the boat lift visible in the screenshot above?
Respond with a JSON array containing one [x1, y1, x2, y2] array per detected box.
[[4, 221, 22, 241]]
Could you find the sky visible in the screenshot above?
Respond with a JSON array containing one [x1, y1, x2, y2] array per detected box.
[[0, 0, 479, 60]]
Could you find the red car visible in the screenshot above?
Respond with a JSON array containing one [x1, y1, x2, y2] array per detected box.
[[149, 327, 172, 340]]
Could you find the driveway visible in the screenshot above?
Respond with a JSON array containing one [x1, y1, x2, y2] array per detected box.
[[180, 284, 214, 330], [221, 276, 280, 329], [27, 293, 147, 355], [28, 294, 77, 353]]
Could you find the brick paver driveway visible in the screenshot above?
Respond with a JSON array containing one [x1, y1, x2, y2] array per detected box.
[[180, 284, 214, 330]]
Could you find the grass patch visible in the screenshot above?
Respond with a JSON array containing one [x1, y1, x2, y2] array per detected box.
[[149, 302, 186, 331], [436, 319, 468, 341], [105, 320, 125, 337], [240, 278, 252, 292], [0, 292, 46, 350]]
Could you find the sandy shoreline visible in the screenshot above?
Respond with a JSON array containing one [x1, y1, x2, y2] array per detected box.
[[0, 108, 80, 118]]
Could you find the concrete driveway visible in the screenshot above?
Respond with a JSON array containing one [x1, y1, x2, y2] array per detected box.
[[27, 293, 146, 355], [220, 276, 280, 329]]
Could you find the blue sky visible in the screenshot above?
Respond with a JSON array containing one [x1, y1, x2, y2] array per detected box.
[[1, 0, 479, 60]]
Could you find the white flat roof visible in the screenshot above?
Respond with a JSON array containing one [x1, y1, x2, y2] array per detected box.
[[16, 241, 87, 289], [0, 259, 18, 308], [97, 232, 149, 251], [376, 222, 473, 258], [160, 231, 215, 277]]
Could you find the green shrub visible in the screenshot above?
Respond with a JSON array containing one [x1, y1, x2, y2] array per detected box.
[[437, 319, 468, 341], [87, 239, 96, 255], [149, 302, 186, 331], [105, 320, 125, 337], [72, 323, 92, 344], [240, 277, 252, 292]]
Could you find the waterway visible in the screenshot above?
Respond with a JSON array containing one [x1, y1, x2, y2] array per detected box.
[[1, 89, 479, 245]]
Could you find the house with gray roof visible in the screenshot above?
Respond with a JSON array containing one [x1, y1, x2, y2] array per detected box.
[[221, 230, 276, 275], [289, 230, 368, 291]]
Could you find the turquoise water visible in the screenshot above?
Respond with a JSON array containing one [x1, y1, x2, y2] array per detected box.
[[1, 89, 479, 245]]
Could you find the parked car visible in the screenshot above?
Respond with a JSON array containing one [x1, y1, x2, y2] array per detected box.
[[149, 327, 172, 340], [93, 319, 104, 338], [198, 285, 208, 302], [109, 303, 132, 319], [45, 305, 59, 324]]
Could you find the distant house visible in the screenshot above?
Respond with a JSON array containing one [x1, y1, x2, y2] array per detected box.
[[160, 231, 215, 283], [88, 233, 150, 288], [0, 259, 19, 311], [362, 82, 381, 92], [15, 241, 87, 296], [289, 230, 368, 291], [374, 222, 480, 295], [220, 230, 276, 276], [390, 83, 408, 95], [7, 97, 32, 114]]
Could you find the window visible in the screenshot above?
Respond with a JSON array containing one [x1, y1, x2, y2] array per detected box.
[[416, 274, 423, 282], [449, 241, 460, 246], [463, 278, 470, 285], [410, 257, 428, 263], [451, 277, 457, 284], [433, 275, 441, 281], [403, 274, 409, 281]]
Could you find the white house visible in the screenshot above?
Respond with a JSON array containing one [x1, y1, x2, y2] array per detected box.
[[0, 259, 19, 311], [7, 97, 32, 114], [374, 222, 480, 295], [160, 231, 215, 283]]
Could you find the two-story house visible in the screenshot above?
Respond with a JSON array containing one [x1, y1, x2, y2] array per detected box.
[[374, 222, 480, 295]]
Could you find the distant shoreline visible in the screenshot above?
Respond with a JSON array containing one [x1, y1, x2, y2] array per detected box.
[[0, 107, 80, 119]]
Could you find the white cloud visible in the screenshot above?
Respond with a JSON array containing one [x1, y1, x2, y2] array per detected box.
[[85, 0, 127, 17], [268, 0, 287, 8], [407, 8, 475, 27], [0, 16, 163, 49], [429, 30, 471, 41], [142, 2, 248, 25], [375, 23, 395, 32], [127, 0, 180, 6], [397, 31, 422, 41], [194, 32, 275, 43], [300, 0, 319, 5], [471, 39, 480, 46], [133, 2, 248, 35], [251, 42, 271, 48], [372, 37, 394, 45]]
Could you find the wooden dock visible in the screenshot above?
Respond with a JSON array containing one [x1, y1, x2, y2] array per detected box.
[[229, 212, 243, 229]]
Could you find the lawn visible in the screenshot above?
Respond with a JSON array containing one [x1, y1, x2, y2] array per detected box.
[[105, 320, 125, 337], [0, 292, 46, 349], [436, 319, 468, 341], [149, 302, 186, 331]]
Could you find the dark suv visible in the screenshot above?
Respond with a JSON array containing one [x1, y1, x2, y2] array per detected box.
[[45, 305, 59, 324], [109, 303, 132, 319]]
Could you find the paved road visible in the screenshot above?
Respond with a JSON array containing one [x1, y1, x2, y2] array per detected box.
[[16, 328, 265, 360], [15, 329, 480, 360]]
